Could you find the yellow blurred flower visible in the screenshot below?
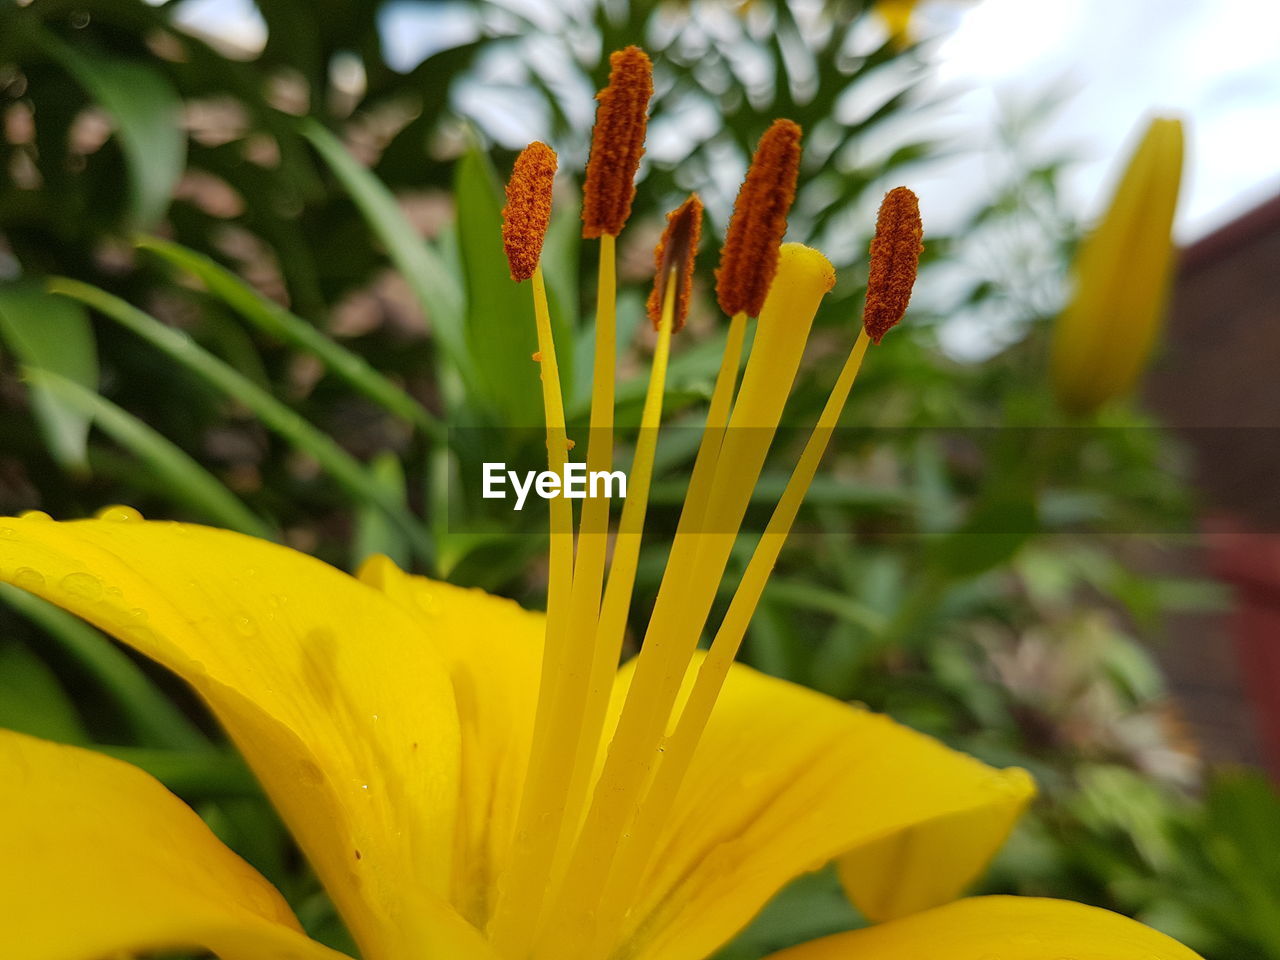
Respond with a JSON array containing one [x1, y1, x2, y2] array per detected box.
[[1051, 116, 1185, 415]]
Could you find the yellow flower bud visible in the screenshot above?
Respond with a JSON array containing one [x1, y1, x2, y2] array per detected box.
[[1051, 116, 1185, 416]]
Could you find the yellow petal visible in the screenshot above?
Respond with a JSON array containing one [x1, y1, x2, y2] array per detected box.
[[0, 729, 345, 960], [835, 778, 1030, 922], [763, 896, 1203, 960], [0, 517, 485, 960], [620, 660, 1034, 960], [357, 556, 544, 930], [1051, 116, 1184, 415]]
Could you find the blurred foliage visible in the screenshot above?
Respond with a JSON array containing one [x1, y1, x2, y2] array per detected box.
[[0, 1, 1277, 959]]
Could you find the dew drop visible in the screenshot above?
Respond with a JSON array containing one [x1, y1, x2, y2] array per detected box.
[[13, 567, 45, 590], [0, 527, 15, 539], [232, 614, 258, 637], [413, 590, 439, 616], [18, 511, 52, 522], [96, 505, 144, 523], [61, 571, 104, 600], [123, 625, 159, 646]]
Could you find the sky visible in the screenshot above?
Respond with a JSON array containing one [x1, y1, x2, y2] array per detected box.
[[920, 0, 1280, 240], [171, 0, 1280, 242]]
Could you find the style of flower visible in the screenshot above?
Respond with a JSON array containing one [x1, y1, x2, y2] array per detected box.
[[0, 46, 1200, 960]]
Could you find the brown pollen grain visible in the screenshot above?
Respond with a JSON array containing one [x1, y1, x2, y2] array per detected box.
[[647, 194, 703, 332], [715, 118, 802, 317], [502, 141, 558, 282], [862, 186, 923, 343], [582, 46, 654, 238]]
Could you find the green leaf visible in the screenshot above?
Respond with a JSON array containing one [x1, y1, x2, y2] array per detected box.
[[926, 494, 1039, 580], [300, 119, 470, 389], [351, 452, 411, 571], [0, 639, 88, 743], [0, 281, 98, 470], [135, 235, 444, 439], [454, 144, 543, 422], [41, 38, 185, 226], [47, 277, 434, 565], [21, 368, 274, 540], [95, 746, 260, 800], [0, 584, 206, 750]]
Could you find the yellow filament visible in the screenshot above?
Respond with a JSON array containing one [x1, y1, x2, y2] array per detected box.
[[591, 330, 872, 948], [499, 236, 621, 940], [489, 264, 574, 951], [542, 246, 834, 954], [546, 263, 680, 894]]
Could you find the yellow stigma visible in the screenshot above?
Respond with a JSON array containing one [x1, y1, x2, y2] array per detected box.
[[1051, 116, 1184, 415]]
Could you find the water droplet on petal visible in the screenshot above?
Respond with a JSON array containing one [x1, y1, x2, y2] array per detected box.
[[414, 589, 439, 616], [123, 624, 159, 646], [96, 505, 144, 522], [61, 571, 103, 600], [232, 614, 258, 637], [18, 510, 52, 522], [0, 527, 14, 539], [13, 568, 45, 590]]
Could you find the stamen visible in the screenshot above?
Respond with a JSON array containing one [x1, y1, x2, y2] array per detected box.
[[862, 186, 923, 343], [543, 251, 680, 908], [502, 142, 558, 282], [582, 46, 654, 239], [489, 261, 574, 952], [646, 194, 704, 331], [715, 119, 802, 317], [540, 245, 835, 958], [597, 331, 873, 943]]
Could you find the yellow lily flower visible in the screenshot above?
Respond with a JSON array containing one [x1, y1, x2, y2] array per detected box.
[[1051, 116, 1185, 415], [0, 47, 1202, 960]]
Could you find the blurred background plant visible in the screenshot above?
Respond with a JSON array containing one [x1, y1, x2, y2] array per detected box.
[[0, 1, 1275, 958]]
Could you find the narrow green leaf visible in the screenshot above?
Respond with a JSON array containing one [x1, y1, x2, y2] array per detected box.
[[0, 639, 88, 743], [299, 120, 471, 387], [95, 746, 260, 799], [0, 584, 206, 750], [47, 277, 433, 564], [22, 368, 273, 540], [764, 580, 888, 632], [0, 280, 98, 470], [351, 452, 411, 571], [135, 235, 444, 439], [454, 144, 542, 422], [41, 38, 185, 226]]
